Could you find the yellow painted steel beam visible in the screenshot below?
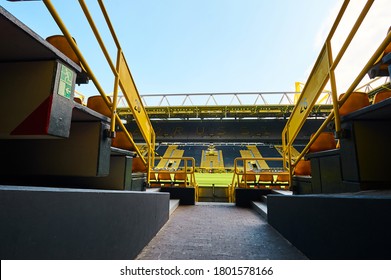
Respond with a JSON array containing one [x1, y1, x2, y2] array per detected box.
[[77, 0, 117, 75], [232, 157, 289, 190], [97, 0, 121, 49], [42, 0, 112, 111], [77, 0, 119, 134], [282, 0, 377, 181], [117, 50, 155, 151], [152, 157, 197, 199], [43, 0, 156, 171], [286, 44, 330, 147], [329, 0, 374, 72], [292, 28, 391, 166]]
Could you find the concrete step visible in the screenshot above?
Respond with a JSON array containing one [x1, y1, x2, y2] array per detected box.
[[146, 187, 161, 192], [252, 190, 291, 220], [251, 200, 267, 220], [169, 199, 180, 215]]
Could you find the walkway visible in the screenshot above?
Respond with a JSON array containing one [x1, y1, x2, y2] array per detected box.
[[136, 203, 307, 260]]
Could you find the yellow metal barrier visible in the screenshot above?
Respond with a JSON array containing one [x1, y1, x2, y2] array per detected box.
[[230, 157, 289, 202], [281, 0, 391, 186], [152, 157, 198, 200], [41, 0, 155, 180]]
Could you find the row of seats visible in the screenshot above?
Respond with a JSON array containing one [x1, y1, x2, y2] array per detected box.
[[294, 88, 391, 177], [154, 145, 289, 169], [79, 94, 149, 172], [149, 172, 189, 187], [239, 172, 289, 189], [77, 94, 139, 151]]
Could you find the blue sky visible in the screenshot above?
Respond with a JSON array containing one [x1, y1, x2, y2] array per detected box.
[[2, 0, 388, 101]]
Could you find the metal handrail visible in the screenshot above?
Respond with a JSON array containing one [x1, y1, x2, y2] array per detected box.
[[292, 10, 391, 168], [281, 0, 391, 185], [229, 156, 288, 202], [231, 156, 287, 184], [116, 91, 333, 107], [151, 156, 198, 200], [41, 0, 155, 177]]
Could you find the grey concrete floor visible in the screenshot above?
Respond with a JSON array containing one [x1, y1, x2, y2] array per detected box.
[[136, 203, 307, 260]]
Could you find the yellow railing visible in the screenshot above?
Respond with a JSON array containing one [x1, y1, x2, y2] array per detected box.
[[282, 0, 391, 186], [230, 157, 289, 201], [152, 157, 198, 200], [41, 0, 155, 179]]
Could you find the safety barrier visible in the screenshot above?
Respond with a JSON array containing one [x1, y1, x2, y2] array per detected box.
[[281, 0, 391, 187], [150, 157, 198, 200], [230, 157, 289, 202], [39, 0, 155, 179]]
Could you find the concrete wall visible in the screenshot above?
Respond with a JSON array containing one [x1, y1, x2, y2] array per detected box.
[[268, 193, 391, 259], [0, 186, 169, 259]]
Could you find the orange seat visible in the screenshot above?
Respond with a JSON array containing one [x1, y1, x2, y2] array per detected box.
[[276, 174, 289, 182], [258, 174, 274, 183], [373, 26, 391, 69], [46, 35, 80, 65], [241, 173, 256, 182], [309, 132, 336, 153], [132, 157, 147, 173], [174, 172, 188, 187], [257, 173, 274, 188], [149, 172, 160, 188], [373, 90, 391, 104], [240, 173, 256, 188], [339, 92, 370, 116], [87, 95, 112, 117], [174, 172, 187, 180], [74, 97, 83, 104], [294, 160, 311, 176], [111, 131, 135, 151], [158, 173, 172, 187]]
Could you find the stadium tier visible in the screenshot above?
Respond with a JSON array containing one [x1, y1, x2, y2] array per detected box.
[[3, 1, 391, 261], [126, 119, 323, 144], [149, 143, 307, 171]]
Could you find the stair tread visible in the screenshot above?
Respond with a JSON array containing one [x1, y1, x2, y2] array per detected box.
[[110, 146, 137, 156], [169, 199, 180, 215], [252, 201, 267, 220], [72, 103, 111, 122]]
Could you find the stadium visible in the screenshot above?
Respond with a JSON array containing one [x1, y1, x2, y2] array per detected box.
[[1, 0, 391, 262]]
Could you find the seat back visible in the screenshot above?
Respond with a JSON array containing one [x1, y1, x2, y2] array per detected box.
[[339, 92, 370, 116], [373, 90, 391, 104], [174, 172, 188, 187], [158, 172, 172, 187], [87, 95, 112, 117]]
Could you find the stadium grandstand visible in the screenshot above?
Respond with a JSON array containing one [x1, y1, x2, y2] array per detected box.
[[2, 0, 391, 262]]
